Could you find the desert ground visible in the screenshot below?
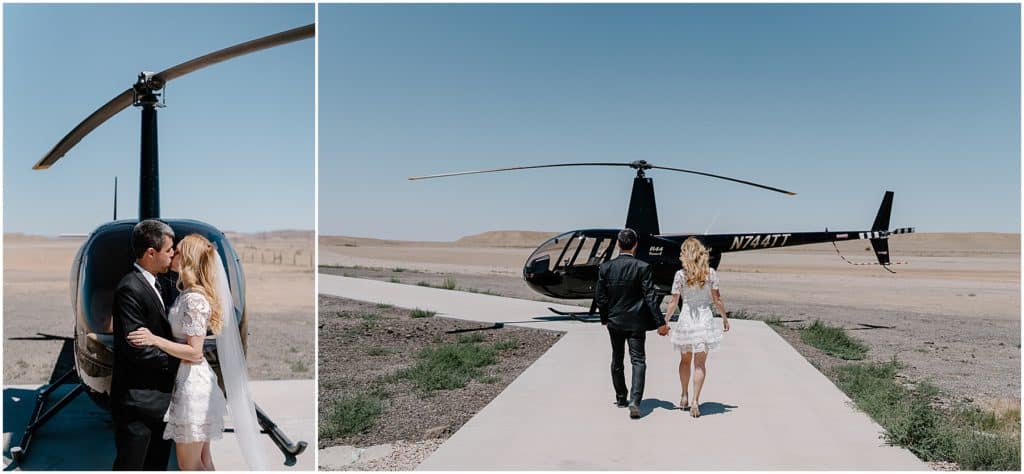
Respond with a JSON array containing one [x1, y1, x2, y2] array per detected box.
[[3, 231, 314, 384], [321, 231, 1020, 406]]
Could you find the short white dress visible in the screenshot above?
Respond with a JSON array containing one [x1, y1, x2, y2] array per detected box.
[[163, 290, 227, 443], [669, 268, 724, 353]]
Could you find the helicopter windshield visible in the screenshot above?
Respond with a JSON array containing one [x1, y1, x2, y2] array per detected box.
[[525, 230, 617, 274], [78, 220, 245, 336]]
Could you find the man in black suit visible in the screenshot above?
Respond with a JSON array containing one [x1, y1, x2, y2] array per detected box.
[[110, 219, 196, 470], [594, 228, 669, 419]]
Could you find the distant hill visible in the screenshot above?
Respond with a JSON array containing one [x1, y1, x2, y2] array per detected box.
[[455, 230, 560, 248]]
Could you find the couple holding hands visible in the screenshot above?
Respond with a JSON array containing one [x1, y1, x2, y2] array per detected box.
[[596, 230, 730, 419]]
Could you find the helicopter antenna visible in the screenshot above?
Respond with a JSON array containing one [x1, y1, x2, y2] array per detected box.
[[113, 177, 118, 220], [410, 160, 796, 196]]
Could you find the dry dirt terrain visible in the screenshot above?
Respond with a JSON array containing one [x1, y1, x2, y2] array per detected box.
[[318, 297, 561, 446], [321, 231, 1020, 407], [4, 231, 315, 383]]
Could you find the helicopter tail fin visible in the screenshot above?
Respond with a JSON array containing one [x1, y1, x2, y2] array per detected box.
[[869, 191, 893, 265]]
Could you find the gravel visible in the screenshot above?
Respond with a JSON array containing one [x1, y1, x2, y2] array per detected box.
[[318, 295, 562, 457]]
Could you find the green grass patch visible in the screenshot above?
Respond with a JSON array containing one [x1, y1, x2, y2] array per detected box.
[[392, 267, 407, 272], [800, 320, 868, 360], [411, 308, 436, 319], [416, 281, 432, 287], [376, 303, 394, 309], [457, 333, 486, 344], [442, 277, 457, 290], [398, 343, 498, 393], [494, 338, 519, 351], [320, 392, 385, 438], [389, 277, 401, 283], [833, 360, 1020, 470]]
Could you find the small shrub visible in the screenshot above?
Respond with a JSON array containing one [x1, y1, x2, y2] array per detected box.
[[417, 281, 432, 287], [411, 308, 436, 318], [393, 267, 407, 272], [801, 320, 868, 360], [320, 393, 384, 438], [376, 303, 394, 309], [389, 277, 401, 283], [399, 343, 498, 393], [290, 360, 309, 372], [458, 333, 485, 344], [494, 338, 519, 351], [442, 277, 457, 290]]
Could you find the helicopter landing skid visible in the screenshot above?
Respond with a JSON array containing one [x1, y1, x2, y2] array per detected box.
[[547, 307, 601, 322], [255, 404, 308, 465], [10, 369, 86, 465]]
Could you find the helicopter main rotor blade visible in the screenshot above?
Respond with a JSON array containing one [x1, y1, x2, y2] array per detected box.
[[33, 23, 314, 170], [409, 163, 631, 180], [409, 161, 796, 195], [155, 23, 314, 83], [34, 89, 135, 169], [650, 165, 796, 195]]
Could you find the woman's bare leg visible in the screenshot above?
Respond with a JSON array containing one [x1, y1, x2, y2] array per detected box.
[[201, 441, 215, 470], [176, 441, 205, 471], [679, 352, 693, 408], [691, 351, 708, 417]]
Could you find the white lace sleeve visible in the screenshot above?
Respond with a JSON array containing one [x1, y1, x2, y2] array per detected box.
[[709, 268, 720, 290], [181, 292, 211, 337], [671, 270, 684, 295]]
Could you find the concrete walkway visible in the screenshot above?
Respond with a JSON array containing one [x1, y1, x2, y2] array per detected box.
[[321, 274, 927, 470], [3, 379, 314, 471]]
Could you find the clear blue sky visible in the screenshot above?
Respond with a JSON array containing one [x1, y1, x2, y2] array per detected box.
[[320, 4, 1020, 241], [4, 3, 313, 235]]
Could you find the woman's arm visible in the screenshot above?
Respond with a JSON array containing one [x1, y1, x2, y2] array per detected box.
[[664, 293, 680, 322], [712, 289, 729, 332], [127, 328, 204, 363]]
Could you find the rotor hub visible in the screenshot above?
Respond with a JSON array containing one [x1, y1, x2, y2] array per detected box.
[[629, 160, 652, 178], [133, 72, 165, 107]]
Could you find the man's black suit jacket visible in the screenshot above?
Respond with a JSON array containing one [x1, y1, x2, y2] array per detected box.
[[110, 267, 180, 421], [594, 254, 666, 332]]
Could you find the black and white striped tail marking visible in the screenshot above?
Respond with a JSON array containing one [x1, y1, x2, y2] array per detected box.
[[857, 227, 915, 240]]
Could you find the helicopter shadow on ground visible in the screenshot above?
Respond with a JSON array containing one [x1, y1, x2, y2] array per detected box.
[[3, 384, 117, 470], [2, 336, 123, 470]]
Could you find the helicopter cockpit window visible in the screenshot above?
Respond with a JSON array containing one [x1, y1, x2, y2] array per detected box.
[[80, 226, 135, 335], [526, 231, 576, 274], [562, 235, 616, 269]]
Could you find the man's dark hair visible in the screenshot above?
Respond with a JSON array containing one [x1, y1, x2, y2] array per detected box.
[[132, 219, 175, 260], [617, 228, 638, 251]]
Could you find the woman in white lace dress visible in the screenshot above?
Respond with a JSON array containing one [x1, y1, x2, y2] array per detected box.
[[663, 237, 730, 417], [128, 234, 227, 470]]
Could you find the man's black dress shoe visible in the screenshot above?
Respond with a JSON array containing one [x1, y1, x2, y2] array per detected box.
[[615, 399, 628, 408], [628, 403, 640, 419]]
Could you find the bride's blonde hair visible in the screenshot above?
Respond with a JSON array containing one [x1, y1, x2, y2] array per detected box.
[[176, 234, 223, 334], [680, 237, 710, 289]]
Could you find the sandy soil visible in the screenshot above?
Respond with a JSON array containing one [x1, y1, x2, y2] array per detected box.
[[3, 232, 314, 384], [320, 231, 1021, 406]]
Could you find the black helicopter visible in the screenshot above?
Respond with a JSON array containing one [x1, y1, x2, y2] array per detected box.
[[411, 161, 914, 315], [11, 24, 314, 465]]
